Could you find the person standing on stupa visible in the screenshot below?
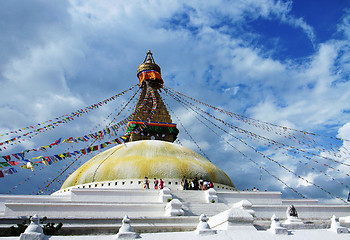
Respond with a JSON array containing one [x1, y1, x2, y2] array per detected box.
[[154, 178, 159, 189], [181, 177, 188, 190], [144, 177, 150, 189], [193, 177, 199, 190]]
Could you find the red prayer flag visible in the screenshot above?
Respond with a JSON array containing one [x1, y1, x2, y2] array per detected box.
[[8, 161, 19, 166]]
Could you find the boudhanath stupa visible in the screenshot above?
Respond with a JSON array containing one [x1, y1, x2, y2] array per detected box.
[[0, 51, 349, 240]]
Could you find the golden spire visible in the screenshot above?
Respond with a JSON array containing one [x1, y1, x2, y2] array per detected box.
[[126, 51, 178, 142]]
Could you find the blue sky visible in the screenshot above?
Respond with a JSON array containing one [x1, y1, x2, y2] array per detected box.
[[1, 0, 350, 203]]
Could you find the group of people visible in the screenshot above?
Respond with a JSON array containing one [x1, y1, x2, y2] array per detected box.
[[241, 187, 261, 192], [143, 176, 214, 190], [242, 187, 260, 192], [144, 177, 164, 190], [181, 176, 214, 190]]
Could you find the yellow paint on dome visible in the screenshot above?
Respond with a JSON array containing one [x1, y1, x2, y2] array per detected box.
[[61, 140, 235, 189]]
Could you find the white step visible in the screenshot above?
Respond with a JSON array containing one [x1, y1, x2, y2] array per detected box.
[[171, 190, 207, 203], [182, 203, 229, 217]]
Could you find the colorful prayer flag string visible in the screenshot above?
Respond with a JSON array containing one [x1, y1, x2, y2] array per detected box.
[[162, 96, 211, 161], [36, 83, 157, 194], [163, 90, 306, 198], [0, 89, 155, 163], [165, 88, 349, 204], [0, 85, 138, 149], [165, 86, 350, 144], [167, 87, 350, 169]]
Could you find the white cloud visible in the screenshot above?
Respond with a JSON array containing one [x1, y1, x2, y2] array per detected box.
[[281, 15, 316, 44], [247, 40, 350, 128], [338, 122, 350, 141], [337, 9, 350, 39]]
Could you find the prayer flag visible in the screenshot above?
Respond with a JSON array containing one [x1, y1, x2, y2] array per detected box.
[[8, 161, 19, 166], [42, 159, 49, 166], [50, 138, 62, 146], [4, 168, 17, 175], [0, 162, 10, 167], [17, 153, 25, 160], [44, 156, 52, 165], [40, 146, 49, 151], [49, 156, 57, 163]]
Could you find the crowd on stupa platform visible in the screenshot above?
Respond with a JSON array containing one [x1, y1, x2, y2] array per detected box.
[[143, 176, 214, 190], [143, 177, 164, 189], [181, 176, 214, 190], [180, 176, 214, 191]]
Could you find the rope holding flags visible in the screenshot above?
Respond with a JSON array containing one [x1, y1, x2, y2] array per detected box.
[[162, 96, 211, 161], [36, 82, 158, 194], [171, 89, 350, 169], [166, 86, 350, 162], [1, 88, 140, 196], [165, 86, 350, 144], [162, 90, 306, 199], [0, 91, 152, 165], [3, 96, 140, 193], [168, 87, 350, 182], [164, 87, 349, 204], [0, 85, 138, 149], [36, 94, 141, 193], [0, 87, 155, 176]]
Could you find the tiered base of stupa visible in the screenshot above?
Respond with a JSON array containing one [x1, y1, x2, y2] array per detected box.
[[0, 188, 349, 239]]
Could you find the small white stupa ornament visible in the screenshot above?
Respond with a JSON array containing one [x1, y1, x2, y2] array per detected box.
[[116, 215, 140, 239], [329, 215, 348, 234], [19, 214, 48, 240], [194, 214, 216, 235], [283, 205, 303, 225], [267, 214, 288, 235]]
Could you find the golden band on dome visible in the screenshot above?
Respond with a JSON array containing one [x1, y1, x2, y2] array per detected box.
[[127, 121, 176, 128], [137, 70, 164, 87]]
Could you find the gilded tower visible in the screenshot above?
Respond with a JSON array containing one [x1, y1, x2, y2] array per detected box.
[[126, 51, 179, 142]]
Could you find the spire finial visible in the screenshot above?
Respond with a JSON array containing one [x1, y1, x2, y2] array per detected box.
[[144, 50, 155, 64]]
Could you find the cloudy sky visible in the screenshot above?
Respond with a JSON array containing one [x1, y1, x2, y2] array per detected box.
[[1, 0, 350, 203]]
